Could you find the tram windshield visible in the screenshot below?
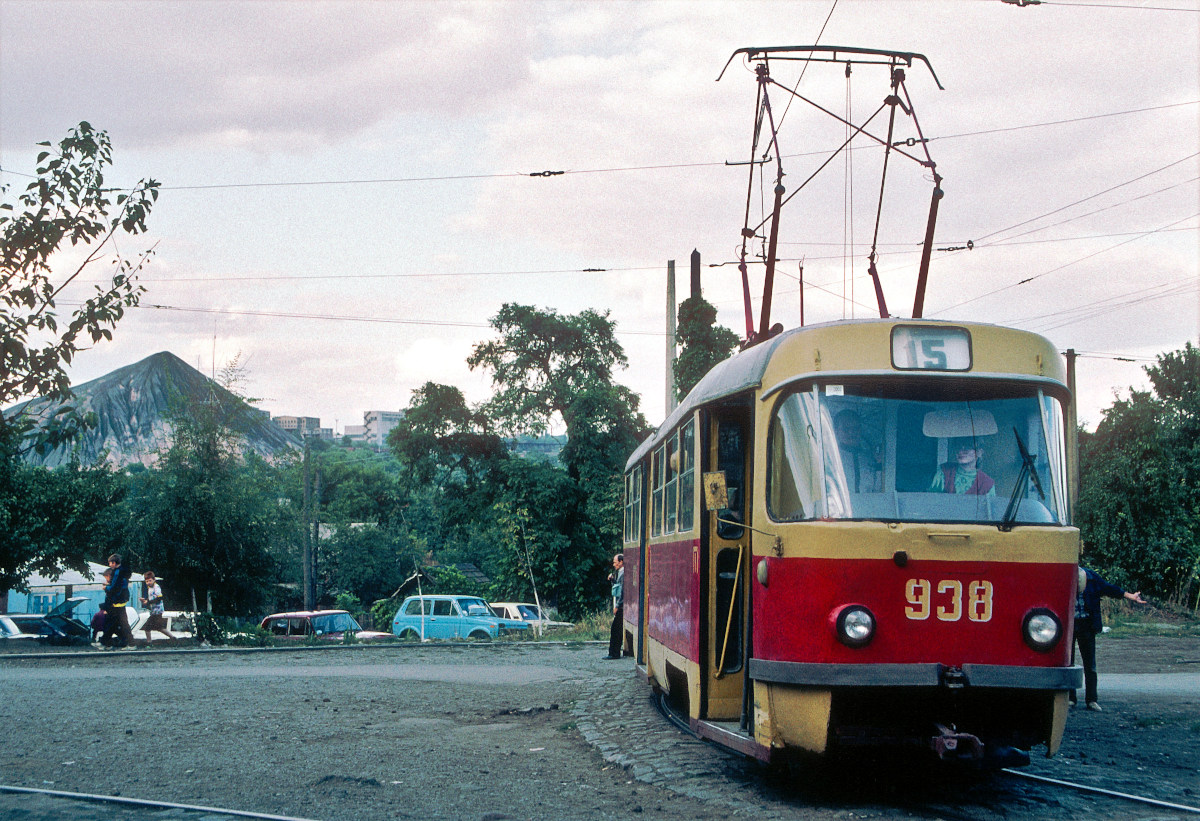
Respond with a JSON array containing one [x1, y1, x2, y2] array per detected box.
[[768, 380, 1068, 525]]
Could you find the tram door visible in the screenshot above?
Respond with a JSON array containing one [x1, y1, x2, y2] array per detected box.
[[702, 407, 751, 721]]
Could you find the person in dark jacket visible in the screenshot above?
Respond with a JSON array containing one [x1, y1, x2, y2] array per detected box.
[[100, 553, 134, 649], [1074, 563, 1145, 711], [92, 567, 113, 643], [604, 554, 624, 659]]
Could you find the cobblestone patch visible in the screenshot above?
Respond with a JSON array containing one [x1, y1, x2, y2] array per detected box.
[[571, 659, 771, 811]]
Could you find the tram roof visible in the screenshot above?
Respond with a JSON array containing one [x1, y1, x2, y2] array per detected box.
[[626, 318, 1065, 470]]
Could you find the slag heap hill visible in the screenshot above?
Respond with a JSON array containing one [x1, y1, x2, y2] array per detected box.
[[5, 351, 301, 468]]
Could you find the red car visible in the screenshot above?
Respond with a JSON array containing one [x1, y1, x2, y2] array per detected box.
[[260, 610, 391, 642]]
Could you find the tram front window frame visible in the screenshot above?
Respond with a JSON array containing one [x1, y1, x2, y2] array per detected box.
[[767, 378, 1068, 526]]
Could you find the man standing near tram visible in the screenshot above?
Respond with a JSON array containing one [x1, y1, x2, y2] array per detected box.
[[604, 553, 624, 660]]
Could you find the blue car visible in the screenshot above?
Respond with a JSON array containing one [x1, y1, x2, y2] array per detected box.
[[391, 595, 531, 641]]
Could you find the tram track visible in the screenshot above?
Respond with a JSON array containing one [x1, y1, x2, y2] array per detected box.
[[0, 784, 320, 820], [1001, 769, 1200, 816], [654, 690, 1200, 817]]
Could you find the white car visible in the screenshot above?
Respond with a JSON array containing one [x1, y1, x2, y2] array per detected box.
[[489, 602, 573, 631], [130, 610, 195, 641]]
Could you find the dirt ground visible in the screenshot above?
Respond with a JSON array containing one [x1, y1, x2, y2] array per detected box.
[[1021, 633, 1200, 809], [0, 634, 1197, 820]]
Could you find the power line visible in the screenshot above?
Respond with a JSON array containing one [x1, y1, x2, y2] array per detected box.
[[6, 101, 1191, 193], [124, 302, 671, 338], [131, 264, 650, 284], [930, 210, 1200, 315], [965, 152, 1200, 246], [1035, 1, 1200, 11], [1071, 350, 1158, 363]]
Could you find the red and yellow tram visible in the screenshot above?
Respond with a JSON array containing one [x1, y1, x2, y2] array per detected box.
[[621, 318, 1082, 765]]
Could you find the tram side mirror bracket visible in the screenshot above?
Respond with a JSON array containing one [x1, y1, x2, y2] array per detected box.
[[704, 471, 729, 511]]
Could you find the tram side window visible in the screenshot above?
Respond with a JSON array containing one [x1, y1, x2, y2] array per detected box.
[[665, 432, 679, 533], [678, 420, 695, 531], [768, 392, 821, 521], [717, 419, 746, 540], [623, 466, 643, 544], [715, 547, 743, 673], [650, 446, 665, 537]]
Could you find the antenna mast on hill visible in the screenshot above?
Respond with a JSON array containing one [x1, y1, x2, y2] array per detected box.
[[718, 46, 944, 346]]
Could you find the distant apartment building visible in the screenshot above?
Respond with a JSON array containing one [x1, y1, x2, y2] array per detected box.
[[273, 415, 322, 439], [343, 424, 368, 444], [363, 410, 404, 448]]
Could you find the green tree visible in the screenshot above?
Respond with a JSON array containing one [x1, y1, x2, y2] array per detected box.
[[0, 443, 128, 592], [467, 304, 647, 614], [1076, 343, 1200, 608], [467, 304, 647, 475], [125, 380, 290, 616], [673, 295, 739, 401], [321, 523, 421, 607], [387, 382, 507, 491], [0, 122, 157, 589], [1, 122, 159, 417]]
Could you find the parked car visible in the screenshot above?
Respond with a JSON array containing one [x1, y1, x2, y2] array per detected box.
[[391, 595, 531, 641], [0, 615, 41, 644], [3, 597, 95, 645], [490, 602, 573, 631], [130, 610, 196, 641], [259, 610, 391, 642]]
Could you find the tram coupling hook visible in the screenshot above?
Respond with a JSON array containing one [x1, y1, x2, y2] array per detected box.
[[932, 723, 984, 761]]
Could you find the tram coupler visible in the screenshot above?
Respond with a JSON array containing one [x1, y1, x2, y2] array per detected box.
[[931, 723, 984, 761]]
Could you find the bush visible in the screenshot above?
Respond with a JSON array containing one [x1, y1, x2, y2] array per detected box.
[[370, 597, 401, 632], [572, 609, 612, 641], [193, 612, 224, 644], [334, 592, 363, 617], [226, 624, 273, 647]]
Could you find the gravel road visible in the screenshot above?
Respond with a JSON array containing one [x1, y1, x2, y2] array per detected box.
[[1, 636, 1198, 820]]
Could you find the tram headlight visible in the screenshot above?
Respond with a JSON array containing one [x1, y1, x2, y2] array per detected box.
[[833, 604, 876, 649], [1022, 608, 1062, 652]]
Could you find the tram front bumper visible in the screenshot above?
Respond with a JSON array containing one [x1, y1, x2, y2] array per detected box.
[[749, 660, 1081, 759], [749, 659, 1082, 690]]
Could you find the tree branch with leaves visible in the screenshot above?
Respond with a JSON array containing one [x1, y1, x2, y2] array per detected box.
[[1, 121, 159, 418]]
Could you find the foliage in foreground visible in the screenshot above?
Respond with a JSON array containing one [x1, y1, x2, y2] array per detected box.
[[1077, 343, 1200, 611], [0, 122, 158, 591]]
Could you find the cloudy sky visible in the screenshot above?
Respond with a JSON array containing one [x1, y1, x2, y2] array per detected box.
[[1, 0, 1197, 433]]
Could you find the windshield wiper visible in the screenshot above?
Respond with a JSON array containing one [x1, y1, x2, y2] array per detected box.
[[1000, 427, 1045, 531]]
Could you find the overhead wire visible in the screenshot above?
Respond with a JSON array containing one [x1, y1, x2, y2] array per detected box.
[[1033, 1, 1200, 11], [930, 210, 1200, 315], [776, 0, 840, 129], [89, 302, 673, 338], [955, 151, 1199, 247], [4, 102, 1191, 193]]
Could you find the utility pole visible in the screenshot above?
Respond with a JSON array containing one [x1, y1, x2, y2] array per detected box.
[[666, 260, 677, 413], [311, 462, 321, 605], [302, 440, 313, 610]]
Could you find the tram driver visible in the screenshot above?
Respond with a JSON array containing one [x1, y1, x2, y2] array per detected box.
[[929, 438, 996, 496]]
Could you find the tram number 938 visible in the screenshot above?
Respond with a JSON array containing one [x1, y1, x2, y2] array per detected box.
[[905, 579, 993, 623]]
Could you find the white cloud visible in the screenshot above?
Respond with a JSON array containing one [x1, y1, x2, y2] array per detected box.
[[1, 0, 1196, 435]]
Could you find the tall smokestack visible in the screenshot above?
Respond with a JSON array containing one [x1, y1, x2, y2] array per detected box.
[[690, 249, 701, 299], [666, 260, 677, 413]]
